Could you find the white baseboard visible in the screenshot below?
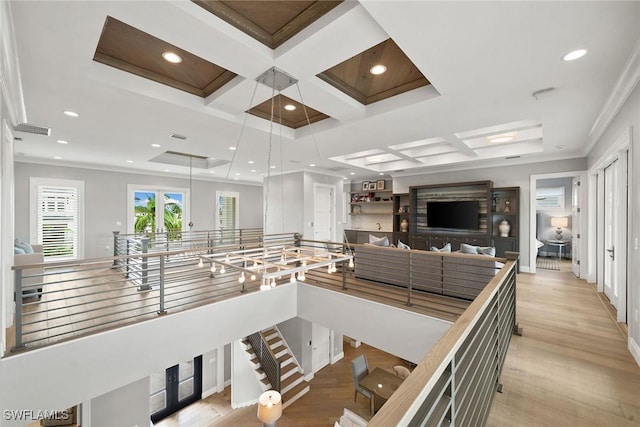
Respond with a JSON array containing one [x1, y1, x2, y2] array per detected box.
[[519, 266, 531, 273], [202, 387, 217, 399], [231, 398, 257, 409], [304, 372, 314, 382], [331, 351, 344, 364], [630, 337, 640, 367]]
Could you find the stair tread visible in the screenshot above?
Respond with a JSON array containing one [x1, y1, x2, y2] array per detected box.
[[277, 353, 293, 364], [281, 381, 309, 402], [262, 328, 277, 337], [271, 344, 287, 353], [260, 377, 270, 386], [281, 371, 303, 389], [281, 363, 297, 376]]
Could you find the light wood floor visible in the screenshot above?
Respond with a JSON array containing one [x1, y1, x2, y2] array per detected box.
[[154, 260, 640, 426]]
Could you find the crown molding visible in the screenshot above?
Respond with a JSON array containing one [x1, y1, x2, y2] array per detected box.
[[585, 37, 640, 155]]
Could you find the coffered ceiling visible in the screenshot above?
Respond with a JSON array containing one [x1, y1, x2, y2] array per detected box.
[[8, 1, 640, 183]]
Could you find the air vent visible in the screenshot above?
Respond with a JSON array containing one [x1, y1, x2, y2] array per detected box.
[[14, 123, 51, 136], [505, 155, 521, 160], [14, 137, 23, 141], [170, 133, 187, 140]]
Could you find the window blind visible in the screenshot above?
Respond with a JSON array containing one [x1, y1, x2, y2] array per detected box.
[[218, 195, 236, 230], [36, 184, 79, 260]]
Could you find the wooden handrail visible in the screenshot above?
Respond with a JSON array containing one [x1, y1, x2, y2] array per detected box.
[[367, 258, 518, 426]]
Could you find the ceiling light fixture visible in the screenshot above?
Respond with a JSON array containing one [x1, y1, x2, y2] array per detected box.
[[369, 64, 387, 75], [379, 172, 385, 176], [162, 51, 182, 63], [350, 172, 356, 175], [151, 143, 161, 148], [309, 163, 316, 167], [248, 160, 254, 164], [126, 160, 134, 163], [487, 133, 516, 144], [56, 140, 68, 144], [63, 110, 79, 117], [563, 49, 587, 61], [53, 156, 62, 160], [229, 146, 236, 151], [197, 67, 352, 291], [284, 104, 296, 111]]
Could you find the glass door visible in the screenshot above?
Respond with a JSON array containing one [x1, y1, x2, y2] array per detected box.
[[128, 186, 189, 238], [150, 356, 202, 423]]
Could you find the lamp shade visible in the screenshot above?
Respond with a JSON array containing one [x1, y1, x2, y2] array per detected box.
[[257, 390, 282, 424], [550, 217, 568, 228]]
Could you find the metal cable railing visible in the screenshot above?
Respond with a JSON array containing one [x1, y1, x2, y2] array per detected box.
[[12, 231, 298, 351], [247, 331, 281, 392], [366, 254, 520, 427]]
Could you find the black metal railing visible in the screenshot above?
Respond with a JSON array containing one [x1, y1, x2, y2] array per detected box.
[[247, 331, 281, 392]]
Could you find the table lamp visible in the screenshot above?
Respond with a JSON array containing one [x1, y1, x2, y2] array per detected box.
[[550, 217, 568, 240], [257, 390, 282, 427]]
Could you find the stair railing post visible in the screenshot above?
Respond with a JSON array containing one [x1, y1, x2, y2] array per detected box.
[[158, 255, 166, 314], [342, 259, 347, 290], [112, 231, 120, 267], [14, 269, 25, 350], [139, 238, 150, 290]]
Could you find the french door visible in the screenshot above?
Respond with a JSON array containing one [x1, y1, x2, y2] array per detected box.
[[150, 356, 202, 423], [571, 177, 581, 277], [314, 184, 334, 242], [128, 186, 189, 236]]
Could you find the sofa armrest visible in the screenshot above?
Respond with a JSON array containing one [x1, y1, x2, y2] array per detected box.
[[31, 244, 43, 253]]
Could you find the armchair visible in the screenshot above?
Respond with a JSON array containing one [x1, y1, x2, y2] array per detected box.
[[14, 244, 44, 299]]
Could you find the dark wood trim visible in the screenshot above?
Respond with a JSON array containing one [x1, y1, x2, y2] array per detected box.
[[316, 72, 368, 104], [94, 52, 205, 97], [202, 70, 238, 97], [366, 78, 430, 105], [271, 1, 343, 48]]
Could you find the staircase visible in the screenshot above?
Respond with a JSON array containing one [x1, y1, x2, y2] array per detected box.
[[241, 327, 310, 409]]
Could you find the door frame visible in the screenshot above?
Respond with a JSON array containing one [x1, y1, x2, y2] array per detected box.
[[150, 355, 203, 423], [588, 126, 631, 323], [313, 183, 336, 242], [529, 170, 587, 276]]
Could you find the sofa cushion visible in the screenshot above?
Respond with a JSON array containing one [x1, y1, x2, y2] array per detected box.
[[430, 243, 451, 253], [397, 240, 411, 250], [14, 246, 26, 255], [460, 243, 496, 257], [369, 234, 389, 247]]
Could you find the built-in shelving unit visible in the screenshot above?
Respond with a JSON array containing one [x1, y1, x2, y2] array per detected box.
[[393, 193, 410, 245], [490, 187, 520, 257]]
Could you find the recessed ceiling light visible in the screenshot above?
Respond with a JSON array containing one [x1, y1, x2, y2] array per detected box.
[[251, 169, 257, 173], [151, 144, 161, 148], [56, 140, 68, 144], [53, 156, 62, 160], [369, 64, 387, 75], [235, 173, 240, 176], [350, 172, 356, 175], [284, 104, 296, 111], [487, 133, 516, 144], [126, 160, 134, 163], [162, 51, 182, 63], [343, 177, 348, 180], [63, 110, 79, 117], [233, 177, 238, 180], [229, 146, 236, 150], [563, 49, 587, 61], [270, 165, 276, 169], [209, 170, 215, 174], [163, 169, 170, 172], [248, 160, 254, 164], [309, 163, 316, 167], [379, 172, 384, 176]]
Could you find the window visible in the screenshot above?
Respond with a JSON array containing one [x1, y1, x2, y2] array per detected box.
[[30, 178, 84, 261], [536, 187, 565, 211], [127, 186, 189, 237], [216, 191, 239, 242]]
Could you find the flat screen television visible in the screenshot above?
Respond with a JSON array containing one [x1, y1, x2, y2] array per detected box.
[[426, 200, 480, 230]]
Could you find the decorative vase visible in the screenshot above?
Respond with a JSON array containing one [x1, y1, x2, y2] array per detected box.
[[498, 219, 510, 237], [504, 198, 511, 213], [400, 219, 409, 232]]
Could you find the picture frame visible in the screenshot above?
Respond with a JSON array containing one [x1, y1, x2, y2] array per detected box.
[[368, 182, 377, 191], [376, 180, 385, 190], [362, 181, 369, 191]]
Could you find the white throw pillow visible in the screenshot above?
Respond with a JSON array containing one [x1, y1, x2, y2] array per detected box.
[[369, 234, 389, 247], [430, 242, 451, 253], [460, 243, 478, 254], [478, 246, 496, 257], [398, 240, 411, 250]]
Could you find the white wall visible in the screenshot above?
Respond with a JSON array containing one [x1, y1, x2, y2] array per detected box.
[[393, 158, 588, 270], [587, 77, 640, 362], [14, 162, 264, 258], [230, 340, 264, 408], [90, 377, 150, 427], [297, 283, 452, 364], [277, 317, 313, 374]]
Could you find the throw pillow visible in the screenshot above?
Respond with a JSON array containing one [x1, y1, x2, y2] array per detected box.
[[369, 234, 389, 247], [398, 240, 411, 249], [397, 240, 411, 250], [478, 246, 496, 257], [15, 241, 34, 254], [431, 243, 451, 253], [460, 243, 478, 254], [14, 246, 26, 255]]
